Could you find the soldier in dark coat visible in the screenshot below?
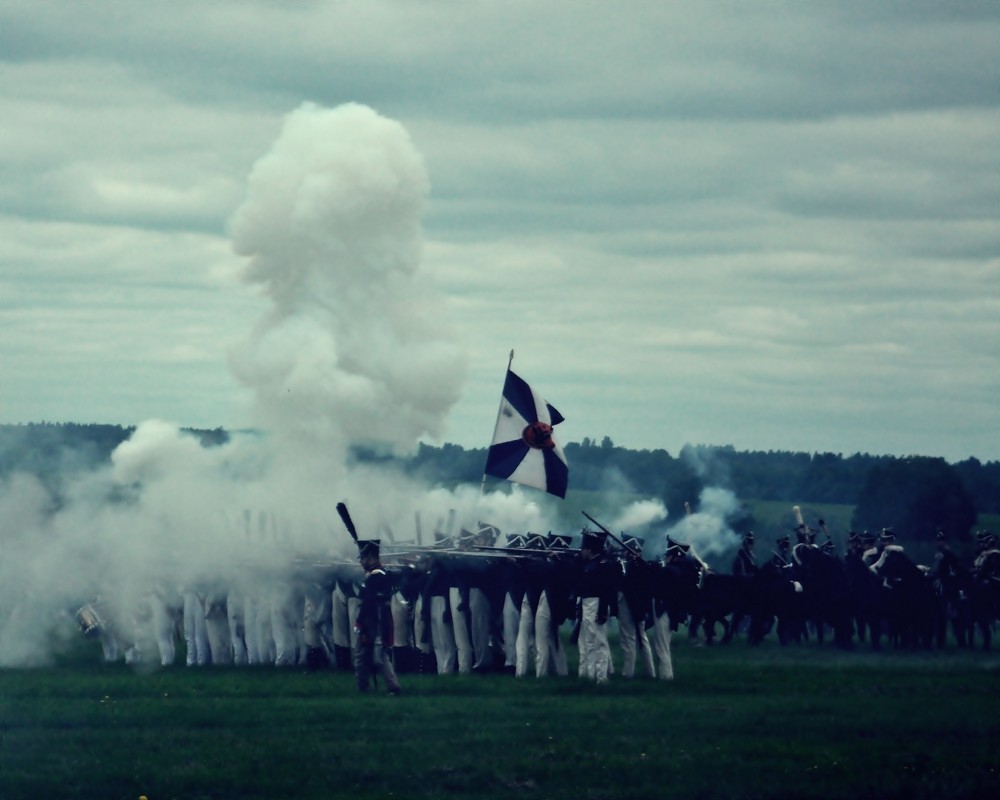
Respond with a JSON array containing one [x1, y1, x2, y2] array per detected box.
[[575, 529, 615, 683], [353, 539, 401, 695], [616, 536, 655, 678], [769, 535, 793, 570], [732, 531, 758, 576]]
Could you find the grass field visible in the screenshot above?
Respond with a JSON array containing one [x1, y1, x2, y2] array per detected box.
[[3, 634, 999, 800]]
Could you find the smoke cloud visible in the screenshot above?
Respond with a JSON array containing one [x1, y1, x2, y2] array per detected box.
[[647, 487, 743, 563], [0, 103, 547, 667]]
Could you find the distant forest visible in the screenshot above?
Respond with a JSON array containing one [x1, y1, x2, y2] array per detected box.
[[2, 423, 997, 542]]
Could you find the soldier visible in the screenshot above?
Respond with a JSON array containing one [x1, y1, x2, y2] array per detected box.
[[616, 536, 655, 679], [448, 530, 477, 674], [181, 587, 211, 666], [869, 529, 904, 575], [500, 533, 528, 674], [728, 531, 758, 639], [534, 535, 574, 678], [422, 554, 458, 674], [468, 524, 500, 673], [149, 583, 182, 666], [769, 535, 793, 570], [353, 539, 401, 695], [649, 542, 693, 680], [973, 532, 999, 576], [860, 531, 879, 565], [331, 565, 362, 671], [576, 529, 614, 684], [732, 532, 758, 577]]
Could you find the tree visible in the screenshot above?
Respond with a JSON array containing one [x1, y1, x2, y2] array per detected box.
[[851, 457, 978, 543]]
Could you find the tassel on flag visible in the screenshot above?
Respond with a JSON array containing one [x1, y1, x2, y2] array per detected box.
[[484, 367, 568, 498]]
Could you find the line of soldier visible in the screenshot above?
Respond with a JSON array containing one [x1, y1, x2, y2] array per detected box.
[[723, 523, 1000, 649], [71, 521, 692, 684], [72, 520, 999, 675], [732, 523, 999, 577]]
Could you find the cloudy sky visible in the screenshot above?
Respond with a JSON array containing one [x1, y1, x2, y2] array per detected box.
[[3, 1, 998, 464]]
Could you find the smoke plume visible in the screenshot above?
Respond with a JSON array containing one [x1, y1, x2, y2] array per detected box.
[[0, 103, 555, 667]]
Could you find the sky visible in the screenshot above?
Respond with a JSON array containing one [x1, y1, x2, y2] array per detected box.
[[3, 1, 999, 464]]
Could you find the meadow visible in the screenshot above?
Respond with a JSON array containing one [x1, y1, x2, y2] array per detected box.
[[2, 634, 998, 800]]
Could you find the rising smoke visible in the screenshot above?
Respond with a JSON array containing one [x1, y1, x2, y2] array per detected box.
[[0, 103, 740, 667], [0, 103, 534, 666]]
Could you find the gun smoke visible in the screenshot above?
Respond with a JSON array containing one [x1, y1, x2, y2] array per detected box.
[[0, 103, 737, 666]]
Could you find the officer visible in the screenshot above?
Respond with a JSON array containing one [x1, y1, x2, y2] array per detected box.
[[353, 539, 401, 695]]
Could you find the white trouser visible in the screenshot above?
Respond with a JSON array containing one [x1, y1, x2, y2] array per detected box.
[[254, 593, 276, 666], [182, 592, 210, 666], [414, 595, 432, 655], [150, 594, 177, 666], [227, 592, 248, 665], [430, 595, 457, 674], [579, 596, 611, 683], [331, 585, 351, 650], [392, 592, 412, 649], [270, 588, 299, 667], [651, 610, 674, 680], [535, 591, 568, 677], [449, 587, 473, 674], [243, 595, 261, 665], [502, 593, 520, 667], [515, 595, 535, 678], [469, 587, 492, 670], [617, 592, 655, 678], [347, 597, 360, 652], [205, 601, 233, 666]]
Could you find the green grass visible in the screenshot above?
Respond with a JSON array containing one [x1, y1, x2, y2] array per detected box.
[[3, 636, 999, 800]]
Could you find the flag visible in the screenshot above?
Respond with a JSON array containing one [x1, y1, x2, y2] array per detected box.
[[484, 369, 568, 498]]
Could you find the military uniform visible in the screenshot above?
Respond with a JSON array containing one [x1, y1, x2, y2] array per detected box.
[[732, 533, 758, 576], [576, 530, 614, 683], [768, 536, 793, 570], [616, 536, 655, 679], [354, 539, 401, 695]]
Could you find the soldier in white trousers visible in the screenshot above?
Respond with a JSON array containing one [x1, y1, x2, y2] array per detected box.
[[534, 590, 568, 677], [576, 530, 613, 683], [515, 591, 536, 678], [448, 584, 473, 674], [204, 591, 232, 666], [182, 590, 211, 666], [149, 587, 181, 666], [227, 590, 248, 665], [616, 536, 655, 678], [650, 605, 674, 680]]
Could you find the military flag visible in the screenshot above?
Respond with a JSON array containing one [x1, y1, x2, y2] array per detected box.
[[484, 361, 568, 498]]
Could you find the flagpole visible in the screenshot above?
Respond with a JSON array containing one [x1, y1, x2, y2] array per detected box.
[[481, 350, 515, 495]]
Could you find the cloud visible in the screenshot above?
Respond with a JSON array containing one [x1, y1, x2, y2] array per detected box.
[[0, 1, 997, 466]]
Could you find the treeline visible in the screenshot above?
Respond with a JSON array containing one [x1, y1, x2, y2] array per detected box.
[[405, 437, 998, 512], [0, 423, 229, 498], [2, 423, 997, 538]]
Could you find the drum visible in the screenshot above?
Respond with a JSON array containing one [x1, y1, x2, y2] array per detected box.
[[75, 604, 104, 636]]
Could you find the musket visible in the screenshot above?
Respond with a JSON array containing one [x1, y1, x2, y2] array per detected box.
[[793, 505, 805, 528], [819, 518, 843, 555], [336, 502, 360, 545], [582, 511, 642, 559]]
